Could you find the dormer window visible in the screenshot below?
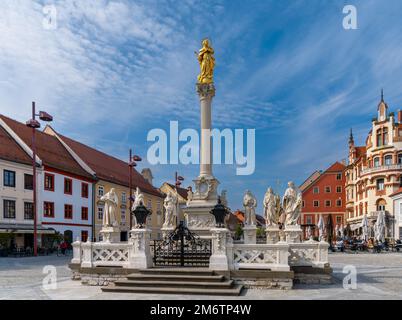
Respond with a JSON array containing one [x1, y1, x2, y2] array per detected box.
[[376, 127, 388, 147]]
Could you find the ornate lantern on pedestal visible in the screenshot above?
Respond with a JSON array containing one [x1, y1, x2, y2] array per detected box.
[[133, 201, 151, 228], [210, 197, 229, 228]]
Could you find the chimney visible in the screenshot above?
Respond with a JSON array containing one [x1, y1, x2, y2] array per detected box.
[[398, 109, 402, 123], [141, 168, 153, 186]]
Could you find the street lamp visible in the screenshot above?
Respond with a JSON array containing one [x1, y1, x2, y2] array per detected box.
[[25, 102, 53, 256], [173, 172, 184, 226], [128, 149, 142, 229], [175, 171, 184, 188]]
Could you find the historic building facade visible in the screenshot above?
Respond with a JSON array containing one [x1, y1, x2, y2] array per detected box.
[[0, 121, 56, 249], [43, 126, 165, 241], [1, 115, 95, 246], [345, 94, 402, 237], [300, 162, 346, 239], [390, 188, 402, 239]]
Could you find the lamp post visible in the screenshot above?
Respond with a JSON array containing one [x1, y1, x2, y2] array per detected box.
[[174, 172, 184, 226], [25, 102, 53, 256], [128, 149, 142, 229]]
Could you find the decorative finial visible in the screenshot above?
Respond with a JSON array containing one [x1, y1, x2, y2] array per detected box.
[[349, 128, 354, 144], [381, 88, 384, 102]]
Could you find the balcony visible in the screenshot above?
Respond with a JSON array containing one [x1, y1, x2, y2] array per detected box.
[[367, 210, 389, 220], [361, 164, 402, 176]]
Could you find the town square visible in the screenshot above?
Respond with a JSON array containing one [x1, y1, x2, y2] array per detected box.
[[1, 0, 402, 305]]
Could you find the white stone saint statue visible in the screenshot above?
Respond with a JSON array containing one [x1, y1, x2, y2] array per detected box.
[[243, 190, 257, 226], [186, 187, 193, 206], [100, 188, 119, 228], [131, 187, 144, 228], [163, 191, 177, 228], [317, 214, 325, 241], [283, 181, 302, 226], [263, 187, 281, 226]]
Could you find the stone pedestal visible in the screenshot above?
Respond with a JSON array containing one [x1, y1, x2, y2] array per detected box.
[[243, 225, 257, 244], [161, 226, 175, 238], [100, 226, 120, 243], [284, 225, 302, 243], [209, 228, 230, 271], [71, 240, 82, 264], [128, 228, 152, 269], [265, 226, 280, 244]]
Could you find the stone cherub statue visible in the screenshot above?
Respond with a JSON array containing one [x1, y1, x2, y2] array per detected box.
[[186, 186, 193, 206], [196, 38, 215, 84], [263, 187, 281, 226], [131, 187, 144, 227], [100, 188, 119, 228], [282, 181, 302, 226], [243, 190, 257, 226], [163, 191, 177, 228]]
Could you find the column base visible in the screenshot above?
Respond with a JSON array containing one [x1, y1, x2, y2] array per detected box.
[[209, 228, 230, 271], [284, 225, 302, 243], [265, 226, 280, 244], [243, 225, 257, 244], [100, 226, 120, 243], [128, 228, 152, 269]]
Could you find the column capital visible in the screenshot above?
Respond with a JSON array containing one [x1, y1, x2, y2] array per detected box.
[[196, 83, 215, 99]]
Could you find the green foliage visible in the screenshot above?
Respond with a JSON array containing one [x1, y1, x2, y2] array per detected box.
[[256, 227, 265, 237], [0, 233, 13, 248], [235, 224, 243, 238]]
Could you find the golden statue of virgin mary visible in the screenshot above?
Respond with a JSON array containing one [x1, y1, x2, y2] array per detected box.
[[196, 39, 215, 84]]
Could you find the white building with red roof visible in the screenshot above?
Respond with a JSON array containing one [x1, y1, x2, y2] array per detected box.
[[345, 92, 402, 238]]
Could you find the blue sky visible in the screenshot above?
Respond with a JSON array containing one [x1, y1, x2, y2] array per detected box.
[[1, 0, 402, 211]]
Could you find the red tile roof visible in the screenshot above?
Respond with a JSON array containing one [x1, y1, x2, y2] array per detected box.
[[0, 125, 32, 166], [355, 146, 366, 159], [163, 183, 189, 200], [0, 115, 93, 179], [326, 161, 346, 172], [53, 131, 163, 197]]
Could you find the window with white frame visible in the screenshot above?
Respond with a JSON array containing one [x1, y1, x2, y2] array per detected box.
[[374, 157, 380, 167], [313, 187, 319, 194], [98, 185, 104, 197], [384, 155, 393, 166], [376, 178, 385, 191], [97, 206, 104, 220], [121, 209, 126, 223], [336, 186, 342, 193]]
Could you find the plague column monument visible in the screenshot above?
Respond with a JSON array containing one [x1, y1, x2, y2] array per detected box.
[[184, 39, 219, 236]]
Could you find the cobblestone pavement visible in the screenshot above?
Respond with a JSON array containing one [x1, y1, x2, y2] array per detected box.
[[1, 252, 402, 300]]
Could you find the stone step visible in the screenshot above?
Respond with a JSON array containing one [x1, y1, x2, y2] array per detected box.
[[139, 268, 214, 276], [101, 284, 243, 296], [126, 273, 225, 282], [114, 279, 234, 289]]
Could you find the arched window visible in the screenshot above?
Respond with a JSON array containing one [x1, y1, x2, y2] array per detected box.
[[384, 154, 393, 166], [376, 127, 389, 147], [374, 157, 380, 167], [376, 129, 382, 147], [376, 199, 386, 211], [384, 128, 389, 145]]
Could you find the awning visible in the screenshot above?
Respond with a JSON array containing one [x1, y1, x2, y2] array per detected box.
[[0, 224, 56, 235]]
